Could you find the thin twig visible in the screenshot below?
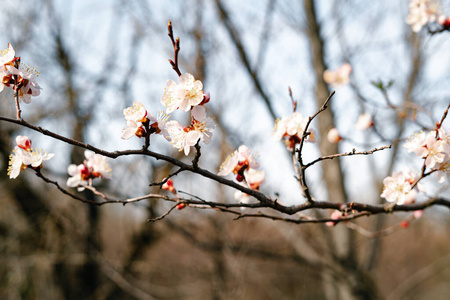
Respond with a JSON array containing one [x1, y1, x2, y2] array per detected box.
[[344, 215, 416, 238], [304, 145, 391, 169], [149, 168, 183, 187], [436, 102, 450, 129], [296, 91, 335, 204], [148, 203, 179, 222], [167, 21, 182, 77]]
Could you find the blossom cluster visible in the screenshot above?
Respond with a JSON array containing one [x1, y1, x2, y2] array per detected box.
[[67, 150, 111, 191], [162, 74, 213, 155], [218, 145, 264, 186], [7, 136, 54, 179], [121, 73, 214, 155], [406, 0, 442, 32], [273, 112, 316, 151], [381, 128, 449, 204], [218, 145, 265, 205], [380, 169, 423, 204], [404, 128, 450, 182], [121, 101, 169, 140], [1, 44, 41, 103]]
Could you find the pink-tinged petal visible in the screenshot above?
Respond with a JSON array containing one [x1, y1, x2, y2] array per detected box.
[[193, 80, 203, 91], [186, 131, 201, 147], [201, 130, 213, 144], [218, 155, 239, 176], [68, 164, 79, 176], [67, 175, 82, 187], [191, 105, 206, 121], [84, 150, 95, 161], [178, 99, 191, 111], [16, 135, 31, 150], [0, 44, 15, 65], [121, 128, 136, 139], [178, 73, 192, 85], [44, 153, 55, 160], [5, 65, 20, 75], [21, 94, 32, 104]]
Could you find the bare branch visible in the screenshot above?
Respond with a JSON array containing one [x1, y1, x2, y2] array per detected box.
[[304, 145, 392, 169], [167, 21, 182, 77]]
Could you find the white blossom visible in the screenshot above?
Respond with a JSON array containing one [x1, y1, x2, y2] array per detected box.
[[7, 147, 25, 179], [407, 0, 441, 32], [7, 64, 42, 103], [218, 145, 260, 177], [273, 112, 315, 150], [380, 170, 419, 204], [22, 149, 55, 168], [85, 150, 112, 179], [161, 73, 203, 113]]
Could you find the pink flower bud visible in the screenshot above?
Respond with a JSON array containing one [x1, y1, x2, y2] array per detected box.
[[16, 135, 31, 151], [326, 210, 343, 227], [162, 179, 177, 195], [200, 92, 210, 105], [176, 203, 187, 210]]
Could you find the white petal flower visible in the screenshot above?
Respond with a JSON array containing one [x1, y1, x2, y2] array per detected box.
[[404, 131, 427, 156], [16, 135, 31, 151], [165, 120, 201, 155], [121, 120, 143, 140], [191, 105, 206, 121], [218, 145, 260, 177], [434, 162, 449, 183], [7, 64, 42, 104], [165, 113, 214, 156], [0, 44, 15, 93], [380, 170, 419, 205], [407, 0, 442, 32], [218, 154, 239, 176], [85, 150, 111, 179], [66, 164, 93, 191], [244, 169, 265, 189], [123, 101, 147, 122], [22, 148, 54, 168], [161, 73, 203, 113], [0, 66, 7, 92], [272, 116, 290, 141], [7, 147, 25, 179], [0, 43, 15, 66], [273, 112, 315, 150]]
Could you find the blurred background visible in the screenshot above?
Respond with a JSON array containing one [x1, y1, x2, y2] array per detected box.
[[0, 0, 449, 299]]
